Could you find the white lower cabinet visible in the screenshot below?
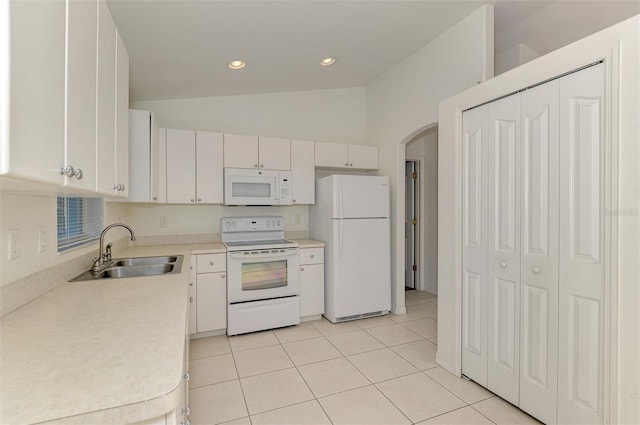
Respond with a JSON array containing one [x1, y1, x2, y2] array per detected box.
[[299, 247, 324, 320], [461, 63, 605, 425], [191, 253, 227, 334]]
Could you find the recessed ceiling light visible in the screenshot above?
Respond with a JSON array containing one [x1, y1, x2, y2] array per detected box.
[[320, 57, 336, 66], [227, 60, 246, 70]]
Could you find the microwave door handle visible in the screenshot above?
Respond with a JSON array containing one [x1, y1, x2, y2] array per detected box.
[[228, 250, 298, 260]]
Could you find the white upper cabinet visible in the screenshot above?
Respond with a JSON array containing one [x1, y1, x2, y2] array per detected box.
[[95, 0, 116, 196], [224, 134, 258, 169], [258, 137, 290, 170], [290, 139, 315, 204], [348, 145, 378, 169], [166, 129, 196, 204], [315, 142, 378, 169], [64, 0, 98, 190], [224, 134, 291, 170], [127, 110, 157, 202], [195, 131, 224, 204], [166, 129, 223, 204], [114, 30, 129, 197], [2, 0, 65, 185], [1, 0, 128, 194], [151, 127, 167, 203]]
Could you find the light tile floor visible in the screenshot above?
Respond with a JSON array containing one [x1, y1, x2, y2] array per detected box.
[[188, 290, 542, 425]]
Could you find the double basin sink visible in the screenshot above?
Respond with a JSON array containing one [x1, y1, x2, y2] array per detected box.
[[71, 255, 184, 281]]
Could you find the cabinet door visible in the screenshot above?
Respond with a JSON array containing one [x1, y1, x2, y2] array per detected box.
[[166, 129, 196, 204], [519, 79, 559, 425], [348, 145, 378, 169], [315, 142, 348, 168], [151, 127, 167, 203], [196, 272, 227, 333], [196, 131, 223, 203], [128, 110, 151, 202], [259, 137, 290, 170], [65, 0, 97, 190], [4, 0, 65, 184], [95, 0, 116, 195], [224, 134, 258, 168], [189, 258, 197, 335], [290, 139, 315, 204], [487, 94, 521, 405], [115, 31, 129, 196], [557, 63, 605, 425], [461, 104, 489, 387], [300, 264, 324, 318]]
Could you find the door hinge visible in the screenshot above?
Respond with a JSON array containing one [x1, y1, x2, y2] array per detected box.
[[412, 264, 417, 271], [412, 172, 417, 179], [412, 218, 417, 225]]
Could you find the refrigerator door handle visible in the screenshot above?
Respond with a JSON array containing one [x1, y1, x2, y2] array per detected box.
[[338, 219, 344, 258], [337, 182, 344, 218]]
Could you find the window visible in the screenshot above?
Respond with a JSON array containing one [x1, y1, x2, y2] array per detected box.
[[57, 197, 103, 252]]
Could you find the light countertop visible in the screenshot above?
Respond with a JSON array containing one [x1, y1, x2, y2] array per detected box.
[[0, 243, 223, 425], [291, 239, 325, 248]]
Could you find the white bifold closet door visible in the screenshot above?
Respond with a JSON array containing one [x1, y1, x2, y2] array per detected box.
[[461, 62, 605, 425], [519, 79, 559, 425]]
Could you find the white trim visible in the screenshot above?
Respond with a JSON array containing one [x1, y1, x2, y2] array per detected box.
[[438, 15, 640, 423]]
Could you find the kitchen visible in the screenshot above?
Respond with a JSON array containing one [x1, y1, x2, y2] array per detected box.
[[1, 1, 640, 425]]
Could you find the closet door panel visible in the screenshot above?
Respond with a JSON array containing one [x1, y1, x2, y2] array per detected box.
[[520, 79, 559, 425], [487, 94, 521, 404], [461, 105, 489, 387], [558, 63, 605, 425]]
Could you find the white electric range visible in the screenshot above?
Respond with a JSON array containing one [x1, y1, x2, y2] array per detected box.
[[222, 217, 300, 335]]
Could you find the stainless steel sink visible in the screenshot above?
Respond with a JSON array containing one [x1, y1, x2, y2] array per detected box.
[[70, 255, 183, 281], [112, 256, 179, 267]]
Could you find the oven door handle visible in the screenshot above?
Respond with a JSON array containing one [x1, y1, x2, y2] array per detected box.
[[228, 250, 298, 260]]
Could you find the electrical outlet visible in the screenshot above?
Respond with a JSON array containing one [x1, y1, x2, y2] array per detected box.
[[160, 216, 168, 228], [8, 228, 20, 260], [38, 226, 47, 253], [295, 213, 302, 225]]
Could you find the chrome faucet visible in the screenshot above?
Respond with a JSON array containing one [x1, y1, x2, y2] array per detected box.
[[91, 223, 136, 272]]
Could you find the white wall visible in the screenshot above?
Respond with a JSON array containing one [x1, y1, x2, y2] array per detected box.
[[495, 43, 539, 75], [366, 4, 493, 314], [438, 15, 640, 423], [0, 193, 130, 286], [132, 87, 367, 144]]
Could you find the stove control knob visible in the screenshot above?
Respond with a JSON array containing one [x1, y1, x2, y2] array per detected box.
[[276, 219, 282, 227]]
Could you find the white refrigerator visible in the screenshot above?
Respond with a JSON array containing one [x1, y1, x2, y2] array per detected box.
[[310, 175, 391, 322]]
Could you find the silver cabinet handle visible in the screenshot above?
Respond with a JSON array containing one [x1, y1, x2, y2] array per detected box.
[[532, 266, 540, 275], [197, 198, 202, 202], [301, 267, 304, 271], [310, 254, 315, 258], [59, 166, 75, 177], [221, 274, 225, 278], [500, 261, 507, 269], [209, 261, 214, 265], [189, 282, 193, 287], [292, 199, 296, 203], [349, 163, 353, 167], [254, 164, 258, 168], [181, 420, 191, 425], [121, 183, 125, 191], [189, 296, 193, 303], [74, 168, 83, 179], [153, 196, 158, 200], [184, 371, 190, 381], [260, 164, 264, 168], [181, 406, 191, 415], [190, 198, 195, 203], [345, 162, 349, 166]]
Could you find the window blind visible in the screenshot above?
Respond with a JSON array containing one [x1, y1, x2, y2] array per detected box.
[[57, 197, 103, 252]]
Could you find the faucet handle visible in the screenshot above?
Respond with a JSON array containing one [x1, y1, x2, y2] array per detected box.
[[105, 243, 113, 262]]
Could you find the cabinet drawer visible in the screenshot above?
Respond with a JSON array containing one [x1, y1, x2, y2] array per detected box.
[[196, 253, 226, 273], [299, 248, 324, 265]]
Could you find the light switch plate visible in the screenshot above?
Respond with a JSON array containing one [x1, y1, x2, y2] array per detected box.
[[38, 226, 47, 253]]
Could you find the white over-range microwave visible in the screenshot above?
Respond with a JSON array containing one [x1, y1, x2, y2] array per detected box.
[[224, 168, 292, 206]]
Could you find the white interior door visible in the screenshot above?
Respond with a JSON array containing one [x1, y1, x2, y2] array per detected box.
[[519, 79, 560, 425], [557, 63, 605, 425], [487, 94, 521, 405], [461, 105, 489, 387], [331, 218, 391, 319]]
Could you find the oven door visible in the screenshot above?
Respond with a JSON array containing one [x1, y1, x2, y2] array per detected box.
[[227, 248, 300, 303]]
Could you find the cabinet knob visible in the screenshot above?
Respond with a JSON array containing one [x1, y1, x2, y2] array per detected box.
[[197, 198, 202, 202], [349, 163, 353, 167], [260, 164, 264, 168], [59, 166, 75, 177], [184, 371, 191, 381], [190, 199, 195, 203], [153, 197, 158, 200], [345, 162, 349, 166], [292, 199, 296, 203], [189, 296, 193, 303], [254, 164, 258, 168], [310, 254, 315, 258], [500, 261, 507, 269], [221, 274, 226, 278], [74, 168, 83, 179], [532, 266, 540, 275], [300, 267, 304, 271], [189, 282, 193, 287], [209, 261, 214, 265], [121, 184, 125, 191]]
